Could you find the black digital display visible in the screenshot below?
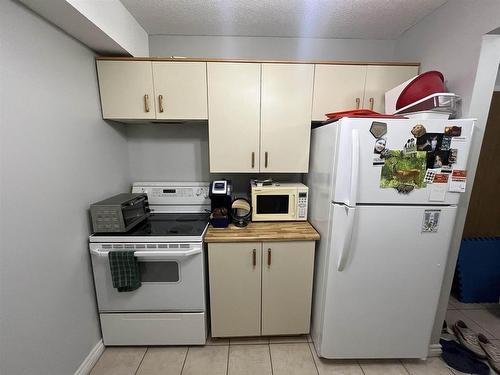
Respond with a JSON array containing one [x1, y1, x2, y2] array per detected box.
[[214, 182, 225, 189], [299, 192, 307, 197], [163, 189, 176, 194]]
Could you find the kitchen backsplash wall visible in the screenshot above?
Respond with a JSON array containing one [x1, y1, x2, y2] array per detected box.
[[125, 123, 302, 194]]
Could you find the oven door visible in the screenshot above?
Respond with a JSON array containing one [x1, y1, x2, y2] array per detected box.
[[252, 188, 297, 221], [90, 243, 205, 312]]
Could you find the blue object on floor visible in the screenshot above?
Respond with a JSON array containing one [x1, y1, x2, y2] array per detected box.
[[441, 339, 490, 375], [454, 237, 500, 303]]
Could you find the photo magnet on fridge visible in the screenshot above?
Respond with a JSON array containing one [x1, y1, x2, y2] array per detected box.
[[427, 150, 451, 169], [374, 138, 387, 154], [448, 149, 458, 164], [373, 138, 388, 166], [441, 136, 452, 151], [417, 133, 443, 152], [403, 138, 417, 155], [370, 121, 387, 138], [380, 150, 427, 189]]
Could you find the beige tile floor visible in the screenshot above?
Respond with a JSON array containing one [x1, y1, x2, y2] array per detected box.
[[90, 297, 500, 375]]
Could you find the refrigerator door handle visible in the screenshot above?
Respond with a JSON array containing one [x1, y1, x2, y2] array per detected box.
[[337, 206, 356, 271], [348, 129, 360, 207]]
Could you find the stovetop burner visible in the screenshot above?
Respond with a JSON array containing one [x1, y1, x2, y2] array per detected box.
[[93, 213, 210, 237]]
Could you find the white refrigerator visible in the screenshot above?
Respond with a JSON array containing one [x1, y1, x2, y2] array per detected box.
[[306, 117, 474, 359]]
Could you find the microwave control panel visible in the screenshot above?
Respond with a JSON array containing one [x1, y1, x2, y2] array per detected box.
[[297, 190, 308, 219]]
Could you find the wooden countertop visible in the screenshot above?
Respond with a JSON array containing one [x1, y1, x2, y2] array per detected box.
[[204, 221, 320, 243]]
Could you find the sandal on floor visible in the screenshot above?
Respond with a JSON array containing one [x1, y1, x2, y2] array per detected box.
[[453, 320, 488, 359], [478, 334, 500, 374]]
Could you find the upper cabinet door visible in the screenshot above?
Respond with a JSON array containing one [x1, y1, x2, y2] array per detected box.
[[96, 61, 156, 120], [363, 65, 419, 113], [208, 63, 261, 173], [312, 65, 367, 121], [152, 62, 208, 120], [261, 64, 314, 173]]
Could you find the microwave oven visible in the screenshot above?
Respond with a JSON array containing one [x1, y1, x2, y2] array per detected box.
[[251, 183, 308, 221], [90, 193, 150, 233]]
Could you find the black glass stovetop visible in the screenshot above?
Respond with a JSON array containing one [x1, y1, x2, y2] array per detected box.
[[95, 213, 210, 237]]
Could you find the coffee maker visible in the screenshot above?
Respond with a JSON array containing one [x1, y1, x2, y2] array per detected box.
[[209, 180, 232, 227]]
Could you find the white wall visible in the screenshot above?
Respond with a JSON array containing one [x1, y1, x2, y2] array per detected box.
[[126, 123, 301, 194], [394, 0, 500, 352], [20, 0, 149, 56], [150, 35, 399, 61], [0, 1, 130, 374], [394, 0, 500, 116]]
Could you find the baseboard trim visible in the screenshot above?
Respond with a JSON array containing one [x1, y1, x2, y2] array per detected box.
[[428, 343, 442, 357], [74, 339, 105, 375]]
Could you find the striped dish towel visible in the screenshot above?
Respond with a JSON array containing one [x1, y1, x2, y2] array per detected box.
[[108, 251, 141, 292]]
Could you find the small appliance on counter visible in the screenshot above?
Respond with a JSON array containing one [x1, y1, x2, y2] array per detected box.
[[90, 193, 150, 233], [231, 198, 252, 227], [251, 182, 308, 221], [209, 180, 232, 228]]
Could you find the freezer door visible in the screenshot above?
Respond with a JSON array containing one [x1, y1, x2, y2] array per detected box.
[[332, 118, 474, 205], [317, 204, 456, 359]]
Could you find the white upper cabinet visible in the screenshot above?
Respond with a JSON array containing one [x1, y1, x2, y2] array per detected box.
[[312, 65, 367, 121], [260, 64, 314, 173], [97, 61, 156, 120], [97, 60, 208, 120], [363, 65, 419, 113], [207, 63, 261, 173], [152, 62, 207, 120]]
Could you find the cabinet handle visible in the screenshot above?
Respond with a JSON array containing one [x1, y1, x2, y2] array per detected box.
[[158, 95, 164, 113], [144, 94, 150, 112], [355, 97, 360, 109], [369, 97, 374, 110], [265, 152, 268, 168], [252, 249, 256, 267], [251, 152, 255, 168], [267, 248, 271, 266]]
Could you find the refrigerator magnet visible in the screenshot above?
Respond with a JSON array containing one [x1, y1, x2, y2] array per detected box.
[[395, 184, 414, 194], [448, 149, 458, 164], [403, 138, 417, 155], [423, 169, 437, 184], [449, 170, 467, 193], [417, 133, 443, 153], [380, 150, 427, 190], [370, 121, 387, 138], [444, 126, 462, 137], [429, 184, 447, 202], [422, 209, 441, 232], [441, 136, 452, 151], [411, 124, 427, 138], [374, 137, 387, 154]]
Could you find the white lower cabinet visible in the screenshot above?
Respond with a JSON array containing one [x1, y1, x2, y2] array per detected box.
[[208, 241, 315, 337]]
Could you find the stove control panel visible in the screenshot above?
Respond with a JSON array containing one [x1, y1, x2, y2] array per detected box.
[[132, 182, 210, 209]]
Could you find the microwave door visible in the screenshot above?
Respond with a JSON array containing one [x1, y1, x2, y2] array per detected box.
[[254, 189, 296, 221]]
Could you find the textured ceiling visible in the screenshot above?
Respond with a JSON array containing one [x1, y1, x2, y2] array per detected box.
[[120, 0, 448, 39]]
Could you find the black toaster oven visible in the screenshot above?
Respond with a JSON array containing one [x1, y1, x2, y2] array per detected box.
[[90, 193, 150, 233]]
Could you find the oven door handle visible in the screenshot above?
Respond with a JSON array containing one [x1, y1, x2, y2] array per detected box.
[[90, 248, 202, 260]]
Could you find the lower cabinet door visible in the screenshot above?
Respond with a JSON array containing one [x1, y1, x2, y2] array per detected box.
[[261, 241, 315, 335], [208, 242, 262, 337]]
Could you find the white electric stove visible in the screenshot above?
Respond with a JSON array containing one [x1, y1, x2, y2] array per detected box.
[[89, 182, 210, 346]]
